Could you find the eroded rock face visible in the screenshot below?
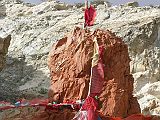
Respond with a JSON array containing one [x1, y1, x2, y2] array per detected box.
[[0, 35, 11, 71], [0, 2, 6, 17], [48, 27, 141, 117], [0, 0, 159, 114]]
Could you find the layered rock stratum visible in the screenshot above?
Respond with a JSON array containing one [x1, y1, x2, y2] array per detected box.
[[0, 0, 160, 116]]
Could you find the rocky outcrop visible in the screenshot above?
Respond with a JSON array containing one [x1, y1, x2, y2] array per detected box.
[[0, 35, 11, 71], [0, 2, 6, 17], [0, 0, 24, 17], [48, 27, 140, 117], [0, 0, 160, 115]]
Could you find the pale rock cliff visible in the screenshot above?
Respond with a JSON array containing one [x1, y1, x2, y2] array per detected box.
[[0, 1, 160, 115]]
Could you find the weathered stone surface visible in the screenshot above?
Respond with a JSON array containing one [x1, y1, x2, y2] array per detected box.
[[48, 27, 140, 117], [0, 2, 6, 17], [123, 1, 139, 7], [0, 0, 160, 115], [0, 35, 11, 71]]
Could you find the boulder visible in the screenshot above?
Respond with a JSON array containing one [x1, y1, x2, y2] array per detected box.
[[48, 27, 141, 117], [124, 2, 139, 7]]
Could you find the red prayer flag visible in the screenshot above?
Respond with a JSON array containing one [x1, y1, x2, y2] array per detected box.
[[85, 5, 96, 27], [88, 38, 105, 97]]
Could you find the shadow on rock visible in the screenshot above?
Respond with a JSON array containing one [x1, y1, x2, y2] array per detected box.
[[0, 55, 49, 102]]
